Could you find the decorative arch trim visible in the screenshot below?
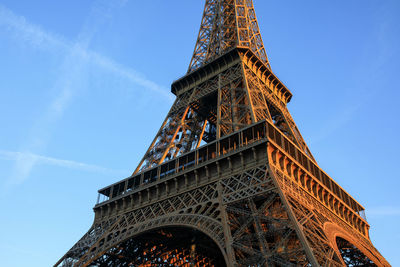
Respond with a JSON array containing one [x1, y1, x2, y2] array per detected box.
[[85, 213, 228, 266], [323, 222, 384, 266]]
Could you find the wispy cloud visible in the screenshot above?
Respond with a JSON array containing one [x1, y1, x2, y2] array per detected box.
[[0, 5, 68, 51], [0, 1, 170, 187], [0, 150, 128, 183], [88, 52, 173, 100], [0, 4, 171, 99]]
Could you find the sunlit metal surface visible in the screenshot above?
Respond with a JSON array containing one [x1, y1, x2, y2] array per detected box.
[[56, 1, 389, 266]]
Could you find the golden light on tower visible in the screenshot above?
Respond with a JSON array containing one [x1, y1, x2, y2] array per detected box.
[[56, 1, 389, 266]]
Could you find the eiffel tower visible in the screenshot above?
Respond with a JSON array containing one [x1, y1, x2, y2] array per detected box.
[[56, 1, 390, 266]]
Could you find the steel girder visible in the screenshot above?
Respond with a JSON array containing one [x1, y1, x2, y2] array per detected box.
[[188, 0, 269, 73], [134, 49, 314, 174], [134, 0, 296, 174], [56, 144, 389, 266], [56, 1, 390, 266]]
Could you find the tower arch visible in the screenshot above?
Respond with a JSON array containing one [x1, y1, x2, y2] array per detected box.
[[88, 225, 227, 266], [55, 1, 390, 266], [336, 236, 376, 266], [81, 213, 228, 266], [324, 222, 383, 266]]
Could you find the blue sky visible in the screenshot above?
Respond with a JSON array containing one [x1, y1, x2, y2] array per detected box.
[[0, 0, 399, 266]]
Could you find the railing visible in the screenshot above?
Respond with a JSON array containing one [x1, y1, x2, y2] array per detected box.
[[264, 122, 365, 214], [96, 121, 267, 205], [96, 119, 366, 217]]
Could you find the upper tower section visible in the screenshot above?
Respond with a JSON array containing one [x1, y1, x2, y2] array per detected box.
[[188, 0, 270, 73], [133, 0, 315, 173]]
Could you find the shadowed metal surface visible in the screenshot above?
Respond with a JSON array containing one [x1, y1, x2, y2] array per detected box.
[[55, 1, 389, 266]]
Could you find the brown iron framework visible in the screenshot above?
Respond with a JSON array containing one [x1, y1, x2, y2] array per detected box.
[[56, 0, 390, 266]]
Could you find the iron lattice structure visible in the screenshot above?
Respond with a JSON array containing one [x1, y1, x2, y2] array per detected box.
[[56, 1, 390, 266]]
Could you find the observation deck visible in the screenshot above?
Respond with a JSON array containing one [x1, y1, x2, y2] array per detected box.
[[95, 119, 369, 237]]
